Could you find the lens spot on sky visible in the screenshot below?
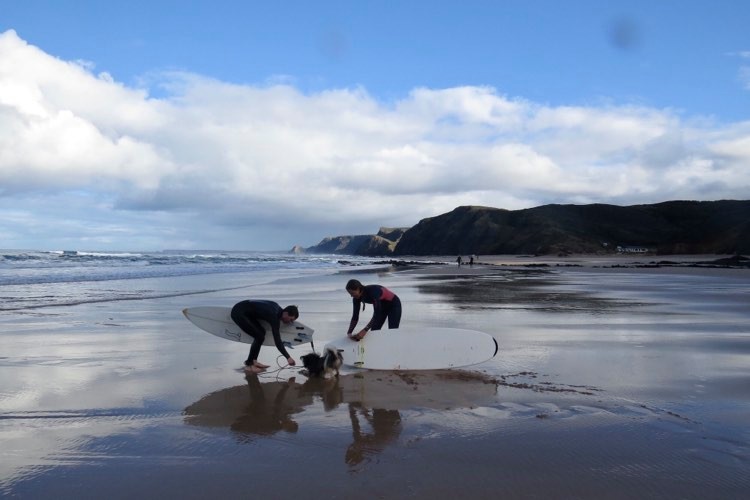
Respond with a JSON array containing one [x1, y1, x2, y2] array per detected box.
[[607, 16, 640, 51], [318, 28, 348, 62]]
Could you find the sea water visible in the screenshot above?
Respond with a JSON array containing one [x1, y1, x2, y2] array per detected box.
[[0, 249, 374, 312]]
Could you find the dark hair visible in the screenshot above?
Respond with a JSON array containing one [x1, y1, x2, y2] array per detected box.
[[345, 279, 363, 292], [283, 305, 299, 319], [346, 279, 367, 311]]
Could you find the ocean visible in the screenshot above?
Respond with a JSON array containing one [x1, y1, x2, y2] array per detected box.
[[0, 249, 371, 311]]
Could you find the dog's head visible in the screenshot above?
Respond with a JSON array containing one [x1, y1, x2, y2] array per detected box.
[[324, 348, 344, 370]]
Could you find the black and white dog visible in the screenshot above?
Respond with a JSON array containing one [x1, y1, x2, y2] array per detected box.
[[301, 347, 343, 378]]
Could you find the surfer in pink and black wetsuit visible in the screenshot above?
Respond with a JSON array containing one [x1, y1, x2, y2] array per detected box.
[[345, 279, 402, 341]]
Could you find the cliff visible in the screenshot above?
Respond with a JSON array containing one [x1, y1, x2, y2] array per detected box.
[[293, 200, 750, 257], [393, 200, 750, 256]]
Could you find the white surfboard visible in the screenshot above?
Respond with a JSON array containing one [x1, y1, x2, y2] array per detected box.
[[182, 306, 314, 348], [325, 326, 498, 370]]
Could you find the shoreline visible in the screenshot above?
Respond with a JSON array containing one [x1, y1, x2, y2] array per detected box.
[[367, 253, 750, 274]]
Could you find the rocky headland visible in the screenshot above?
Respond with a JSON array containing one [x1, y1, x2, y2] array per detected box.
[[295, 200, 750, 258]]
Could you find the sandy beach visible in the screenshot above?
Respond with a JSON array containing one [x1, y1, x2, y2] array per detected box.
[[1, 256, 749, 499]]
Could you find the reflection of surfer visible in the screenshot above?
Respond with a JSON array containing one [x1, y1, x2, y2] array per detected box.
[[183, 375, 310, 442], [230, 375, 299, 437], [346, 403, 402, 467]]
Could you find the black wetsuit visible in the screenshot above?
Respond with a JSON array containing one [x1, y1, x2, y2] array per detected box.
[[347, 285, 402, 334], [231, 300, 290, 366]]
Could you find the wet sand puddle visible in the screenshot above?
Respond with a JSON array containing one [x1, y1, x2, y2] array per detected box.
[[182, 370, 502, 468], [3, 263, 749, 498], [415, 269, 656, 313], [181, 369, 747, 483], [3, 366, 748, 498]]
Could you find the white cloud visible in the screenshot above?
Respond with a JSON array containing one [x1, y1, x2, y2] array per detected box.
[[0, 29, 749, 250], [729, 50, 750, 90]]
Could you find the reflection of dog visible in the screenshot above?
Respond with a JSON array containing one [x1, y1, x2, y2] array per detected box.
[[301, 347, 343, 378]]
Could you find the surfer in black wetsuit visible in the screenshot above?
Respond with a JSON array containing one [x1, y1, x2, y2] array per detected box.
[[345, 279, 402, 341], [231, 300, 299, 373]]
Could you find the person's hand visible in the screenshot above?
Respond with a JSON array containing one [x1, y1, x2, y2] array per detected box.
[[355, 329, 368, 340], [348, 333, 359, 342], [287, 357, 296, 366]]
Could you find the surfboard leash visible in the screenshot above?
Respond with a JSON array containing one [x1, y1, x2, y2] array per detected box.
[[254, 355, 297, 380]]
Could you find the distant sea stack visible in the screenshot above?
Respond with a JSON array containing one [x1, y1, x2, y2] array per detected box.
[[298, 227, 409, 256], [294, 200, 750, 257]]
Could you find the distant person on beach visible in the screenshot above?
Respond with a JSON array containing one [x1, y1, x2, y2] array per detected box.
[[469, 255, 474, 266], [456, 255, 462, 266], [231, 300, 299, 373], [345, 279, 402, 341]]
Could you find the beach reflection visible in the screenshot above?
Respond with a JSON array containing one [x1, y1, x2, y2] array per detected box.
[[183, 370, 499, 466], [183, 376, 310, 441], [416, 270, 644, 312], [345, 404, 402, 466]]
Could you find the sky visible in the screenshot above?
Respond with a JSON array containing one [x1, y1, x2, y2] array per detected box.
[[1, 1, 749, 251]]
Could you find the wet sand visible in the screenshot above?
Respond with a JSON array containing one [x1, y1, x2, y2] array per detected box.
[[1, 257, 749, 498]]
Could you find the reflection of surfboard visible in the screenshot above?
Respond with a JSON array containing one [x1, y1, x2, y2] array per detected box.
[[332, 370, 499, 410], [183, 370, 499, 430], [182, 306, 314, 348], [325, 326, 498, 370]]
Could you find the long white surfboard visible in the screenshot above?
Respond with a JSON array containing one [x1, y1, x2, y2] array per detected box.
[[325, 326, 498, 370], [183, 306, 314, 348]]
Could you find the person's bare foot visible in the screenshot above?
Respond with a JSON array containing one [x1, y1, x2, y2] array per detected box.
[[253, 360, 270, 369], [244, 365, 265, 373]]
